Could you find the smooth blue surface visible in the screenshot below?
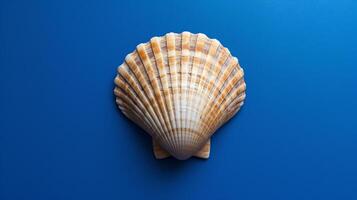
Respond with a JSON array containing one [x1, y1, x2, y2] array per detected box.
[[1, 1, 357, 199]]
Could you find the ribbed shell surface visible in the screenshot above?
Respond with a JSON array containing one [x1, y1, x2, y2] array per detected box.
[[114, 32, 246, 160]]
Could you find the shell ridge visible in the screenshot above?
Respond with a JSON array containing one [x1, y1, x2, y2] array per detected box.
[[220, 92, 246, 125], [222, 75, 246, 116], [148, 38, 176, 153], [150, 36, 177, 154], [207, 87, 246, 136], [182, 33, 191, 152], [135, 44, 174, 150], [191, 40, 221, 140], [187, 34, 206, 148], [129, 50, 168, 138], [195, 47, 232, 138], [201, 62, 243, 135], [149, 37, 177, 151], [116, 102, 153, 135], [115, 74, 159, 136], [210, 70, 245, 128], [194, 46, 230, 136], [173, 33, 183, 154], [165, 33, 181, 154], [170, 32, 188, 157], [115, 70, 159, 135], [115, 87, 149, 130], [183, 33, 199, 156], [215, 79, 246, 128], [179, 31, 191, 155], [123, 59, 168, 141], [115, 96, 154, 135], [202, 71, 246, 136], [175, 33, 183, 154], [190, 41, 223, 139], [190, 36, 220, 146]]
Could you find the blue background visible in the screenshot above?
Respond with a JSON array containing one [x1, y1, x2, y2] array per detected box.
[[1, 0, 357, 199]]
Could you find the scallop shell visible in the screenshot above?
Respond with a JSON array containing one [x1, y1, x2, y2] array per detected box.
[[114, 32, 246, 160]]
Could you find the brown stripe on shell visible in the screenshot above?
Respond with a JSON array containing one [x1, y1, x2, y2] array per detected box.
[[115, 69, 162, 137], [149, 36, 177, 153]]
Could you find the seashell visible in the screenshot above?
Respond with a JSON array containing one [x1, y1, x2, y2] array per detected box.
[[114, 32, 246, 160]]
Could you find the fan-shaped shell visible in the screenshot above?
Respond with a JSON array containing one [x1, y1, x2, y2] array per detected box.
[[114, 32, 246, 160]]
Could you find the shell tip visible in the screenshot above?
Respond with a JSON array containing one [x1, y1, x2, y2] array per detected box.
[[198, 33, 208, 39], [136, 43, 145, 49], [124, 53, 133, 61]]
